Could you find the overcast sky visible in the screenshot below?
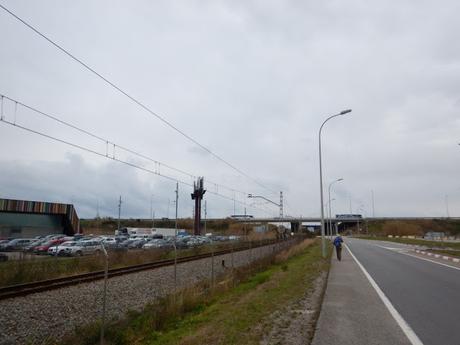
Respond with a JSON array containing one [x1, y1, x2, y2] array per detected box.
[[1, 0, 459, 219]]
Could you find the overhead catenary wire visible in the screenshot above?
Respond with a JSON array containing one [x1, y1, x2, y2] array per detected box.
[[0, 93, 248, 198], [0, 117, 275, 217], [0, 3, 278, 196], [0, 100, 276, 217]]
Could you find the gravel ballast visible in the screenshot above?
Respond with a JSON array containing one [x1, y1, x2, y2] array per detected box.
[[0, 239, 297, 345]]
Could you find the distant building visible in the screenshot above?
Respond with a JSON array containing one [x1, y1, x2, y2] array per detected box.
[[0, 198, 80, 238], [424, 231, 445, 240], [254, 225, 269, 233]]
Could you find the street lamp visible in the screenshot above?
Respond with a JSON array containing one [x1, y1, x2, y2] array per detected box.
[[318, 109, 351, 258], [324, 197, 336, 238], [328, 178, 343, 239], [247, 193, 283, 218]]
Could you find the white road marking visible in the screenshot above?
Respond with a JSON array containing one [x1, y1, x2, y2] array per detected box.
[[375, 245, 408, 253], [345, 244, 424, 345], [373, 243, 460, 271], [396, 251, 460, 272]]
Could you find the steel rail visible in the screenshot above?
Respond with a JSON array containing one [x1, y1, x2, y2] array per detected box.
[[0, 238, 294, 300]]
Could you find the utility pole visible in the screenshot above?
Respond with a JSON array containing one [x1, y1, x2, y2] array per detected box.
[[150, 194, 155, 228], [279, 191, 284, 218], [174, 182, 178, 298], [371, 190, 375, 218], [175, 183, 179, 234], [117, 196, 122, 231], [349, 194, 352, 214], [204, 200, 207, 234]]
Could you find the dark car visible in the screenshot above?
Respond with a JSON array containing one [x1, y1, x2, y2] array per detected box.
[[127, 239, 147, 249], [2, 238, 34, 251]]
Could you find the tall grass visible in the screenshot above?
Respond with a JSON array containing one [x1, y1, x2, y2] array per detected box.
[[0, 238, 289, 287], [55, 237, 311, 345]]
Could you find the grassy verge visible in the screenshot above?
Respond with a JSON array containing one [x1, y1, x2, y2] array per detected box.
[[357, 236, 460, 250], [427, 249, 460, 257], [57, 239, 328, 345]]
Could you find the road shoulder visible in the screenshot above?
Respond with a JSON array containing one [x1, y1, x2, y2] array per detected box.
[[311, 244, 412, 345]]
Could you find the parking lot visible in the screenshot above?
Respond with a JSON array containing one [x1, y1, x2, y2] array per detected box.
[[0, 231, 241, 261]]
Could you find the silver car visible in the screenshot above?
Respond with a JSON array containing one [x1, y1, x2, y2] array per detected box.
[[64, 240, 102, 256]]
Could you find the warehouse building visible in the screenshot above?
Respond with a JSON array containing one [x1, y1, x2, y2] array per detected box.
[[0, 198, 80, 238]]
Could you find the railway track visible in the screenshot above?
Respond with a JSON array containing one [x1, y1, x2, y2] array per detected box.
[[0, 239, 285, 300]]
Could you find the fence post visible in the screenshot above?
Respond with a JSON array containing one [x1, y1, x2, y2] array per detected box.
[[231, 241, 234, 270], [173, 242, 177, 298], [100, 243, 109, 345], [211, 246, 214, 288]]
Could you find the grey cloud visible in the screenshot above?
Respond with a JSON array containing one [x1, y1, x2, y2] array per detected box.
[[1, 0, 459, 218]]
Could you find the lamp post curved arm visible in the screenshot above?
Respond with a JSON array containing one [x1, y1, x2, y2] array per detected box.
[[318, 109, 351, 258], [248, 194, 280, 207]]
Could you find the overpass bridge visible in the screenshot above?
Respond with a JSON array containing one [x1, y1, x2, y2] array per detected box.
[[225, 216, 459, 233]]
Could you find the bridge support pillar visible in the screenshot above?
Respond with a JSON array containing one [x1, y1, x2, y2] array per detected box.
[[290, 221, 301, 233]]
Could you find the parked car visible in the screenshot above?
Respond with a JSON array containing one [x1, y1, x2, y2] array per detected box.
[[127, 239, 148, 249], [23, 239, 47, 252], [115, 236, 129, 243], [119, 238, 138, 248], [34, 239, 66, 255], [100, 237, 119, 249], [47, 241, 79, 256], [0, 240, 10, 250], [130, 234, 153, 240], [64, 240, 102, 256], [2, 238, 34, 251], [143, 239, 170, 249]]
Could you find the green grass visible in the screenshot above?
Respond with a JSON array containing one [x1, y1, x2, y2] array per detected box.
[[57, 239, 329, 345], [358, 236, 460, 250]]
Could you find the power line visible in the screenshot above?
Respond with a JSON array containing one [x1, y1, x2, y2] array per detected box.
[[0, 3, 277, 196], [0, 115, 275, 216], [0, 99, 275, 217], [0, 93, 247, 198]]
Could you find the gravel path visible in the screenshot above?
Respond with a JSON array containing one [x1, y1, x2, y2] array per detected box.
[[0, 240, 296, 345]]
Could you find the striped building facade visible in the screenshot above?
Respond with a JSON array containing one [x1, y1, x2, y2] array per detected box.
[[0, 198, 80, 238]]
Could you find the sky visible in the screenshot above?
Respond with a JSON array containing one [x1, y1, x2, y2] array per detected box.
[[0, 0, 459, 219]]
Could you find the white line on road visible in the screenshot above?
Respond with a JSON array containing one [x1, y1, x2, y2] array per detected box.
[[345, 244, 424, 345], [396, 251, 460, 272], [374, 244, 460, 271]]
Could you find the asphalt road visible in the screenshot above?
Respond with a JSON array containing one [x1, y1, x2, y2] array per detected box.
[[346, 238, 460, 345]]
